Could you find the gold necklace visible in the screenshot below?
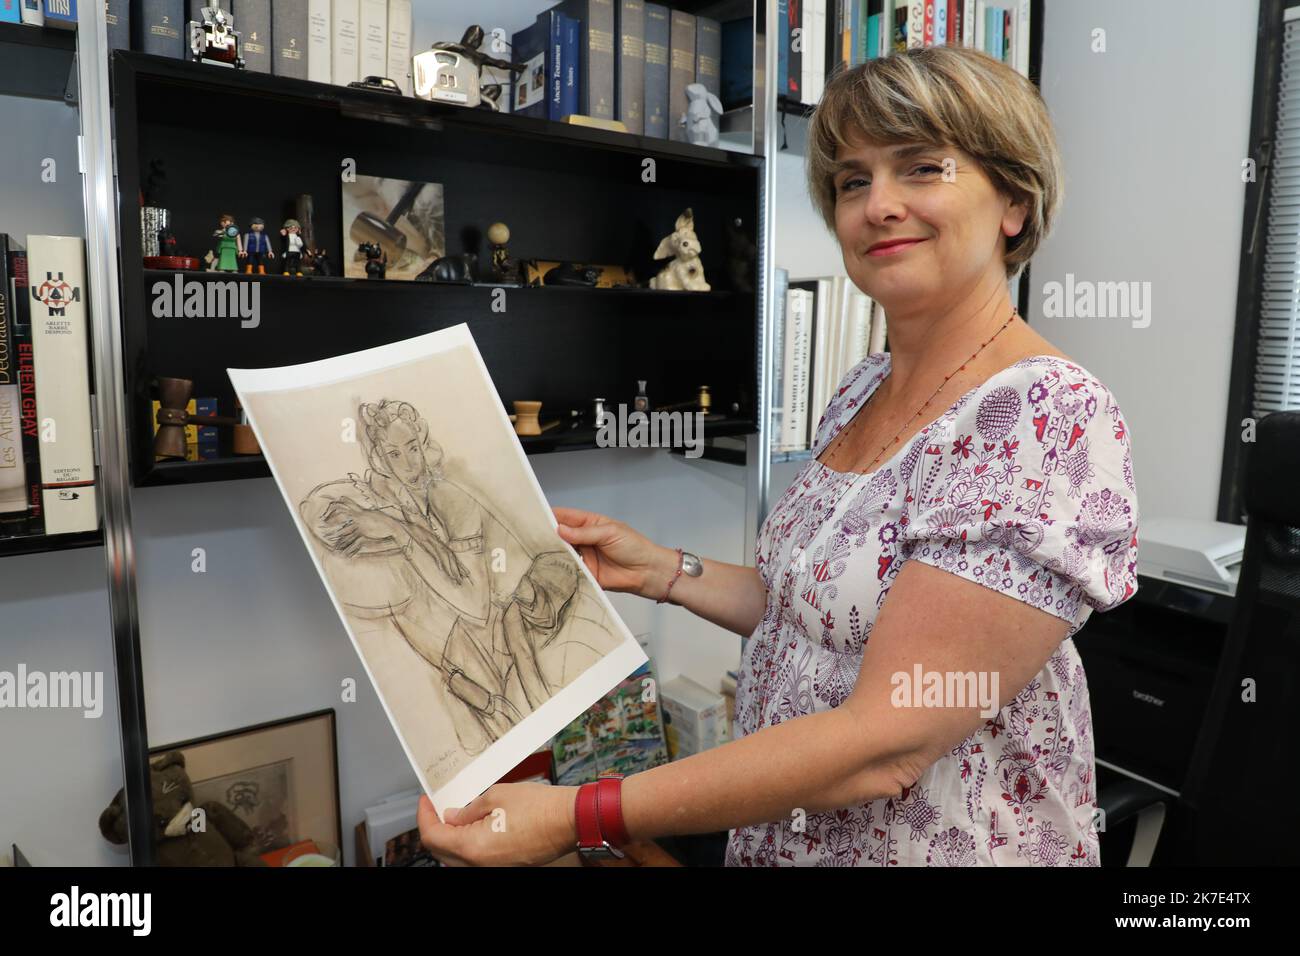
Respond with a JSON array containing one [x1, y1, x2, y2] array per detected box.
[[824, 307, 1020, 474]]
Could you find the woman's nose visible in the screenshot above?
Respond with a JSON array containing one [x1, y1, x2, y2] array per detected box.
[[862, 174, 907, 226]]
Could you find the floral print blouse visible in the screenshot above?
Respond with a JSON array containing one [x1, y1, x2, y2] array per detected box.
[[725, 352, 1140, 866]]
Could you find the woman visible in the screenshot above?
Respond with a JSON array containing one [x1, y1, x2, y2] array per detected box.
[[418, 46, 1139, 866]]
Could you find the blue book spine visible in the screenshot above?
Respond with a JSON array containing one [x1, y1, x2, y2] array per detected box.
[[0, 1, 22, 25], [935, 0, 947, 45], [107, 0, 131, 51], [511, 17, 547, 119], [777, 0, 788, 91], [547, 11, 564, 120], [561, 13, 579, 119], [643, 2, 669, 139], [866, 13, 878, 60], [43, 0, 78, 29]]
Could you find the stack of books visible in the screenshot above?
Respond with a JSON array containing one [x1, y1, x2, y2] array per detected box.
[[771, 268, 887, 454], [0, 233, 99, 542]]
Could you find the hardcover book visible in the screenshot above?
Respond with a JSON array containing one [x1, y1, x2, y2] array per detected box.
[[42, 0, 76, 29], [643, 2, 668, 139], [232, 0, 271, 74], [695, 15, 720, 104], [2, 243, 44, 537], [273, 0, 310, 80], [0, 236, 26, 519], [307, 0, 332, 83], [358, 0, 386, 80], [0, 1, 20, 24], [667, 8, 694, 141], [555, 0, 616, 121], [26, 235, 97, 535], [136, 0, 185, 59], [20, 0, 44, 27], [615, 0, 644, 135], [385, 0, 412, 95], [106, 0, 130, 50], [331, 0, 360, 85]]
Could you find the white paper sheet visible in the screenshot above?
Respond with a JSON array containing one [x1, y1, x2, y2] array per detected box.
[[228, 323, 646, 817]]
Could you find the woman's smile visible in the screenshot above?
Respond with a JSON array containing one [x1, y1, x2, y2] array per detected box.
[[866, 237, 930, 257]]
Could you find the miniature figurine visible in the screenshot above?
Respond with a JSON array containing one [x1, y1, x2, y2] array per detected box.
[[681, 83, 724, 148], [649, 208, 710, 291], [414, 25, 523, 110], [486, 221, 522, 285], [212, 213, 241, 273], [239, 217, 275, 275], [189, 6, 245, 70], [280, 218, 306, 276], [358, 241, 387, 279]]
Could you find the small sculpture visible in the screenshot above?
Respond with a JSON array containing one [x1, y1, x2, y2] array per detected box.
[[189, 5, 245, 70], [359, 241, 388, 279], [280, 218, 306, 276], [239, 217, 275, 275], [211, 213, 241, 273], [649, 208, 710, 291], [681, 83, 724, 148], [414, 26, 523, 110], [486, 222, 522, 285]]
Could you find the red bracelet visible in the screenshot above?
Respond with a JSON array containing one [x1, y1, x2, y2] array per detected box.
[[574, 774, 629, 857], [657, 548, 684, 605]]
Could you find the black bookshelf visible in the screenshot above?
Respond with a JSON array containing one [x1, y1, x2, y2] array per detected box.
[[0, 20, 75, 102], [111, 51, 762, 487]]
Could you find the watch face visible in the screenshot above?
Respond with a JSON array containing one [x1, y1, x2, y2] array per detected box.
[[224, 225, 239, 238], [682, 552, 703, 576]]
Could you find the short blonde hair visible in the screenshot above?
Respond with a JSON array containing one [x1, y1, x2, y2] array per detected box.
[[806, 47, 1062, 278]]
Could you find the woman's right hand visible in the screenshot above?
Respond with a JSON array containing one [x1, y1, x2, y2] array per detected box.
[[552, 506, 676, 599]]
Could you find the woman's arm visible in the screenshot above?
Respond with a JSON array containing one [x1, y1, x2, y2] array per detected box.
[[640, 545, 770, 639]]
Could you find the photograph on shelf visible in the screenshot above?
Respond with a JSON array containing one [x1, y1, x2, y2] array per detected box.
[[551, 661, 669, 787], [227, 324, 647, 814], [341, 174, 445, 280]]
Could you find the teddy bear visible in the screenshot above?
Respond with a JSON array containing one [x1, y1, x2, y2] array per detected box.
[[98, 750, 267, 866]]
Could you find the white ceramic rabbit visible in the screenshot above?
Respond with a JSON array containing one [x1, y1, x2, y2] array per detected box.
[[650, 208, 710, 292], [681, 82, 724, 147]]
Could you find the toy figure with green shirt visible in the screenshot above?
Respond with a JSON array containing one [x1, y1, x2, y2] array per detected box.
[[212, 213, 242, 272]]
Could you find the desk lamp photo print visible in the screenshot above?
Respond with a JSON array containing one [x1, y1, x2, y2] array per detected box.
[[227, 325, 645, 815]]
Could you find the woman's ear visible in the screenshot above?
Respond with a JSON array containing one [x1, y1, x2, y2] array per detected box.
[[1002, 195, 1031, 239]]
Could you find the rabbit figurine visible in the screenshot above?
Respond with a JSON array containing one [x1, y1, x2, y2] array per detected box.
[[650, 208, 710, 291], [681, 82, 724, 147]]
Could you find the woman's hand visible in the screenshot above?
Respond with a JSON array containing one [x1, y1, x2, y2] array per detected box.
[[552, 506, 676, 599], [417, 784, 578, 866]]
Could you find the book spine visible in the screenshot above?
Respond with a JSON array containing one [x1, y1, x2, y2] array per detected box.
[[1016, 0, 1028, 75], [233, 0, 271, 74], [27, 236, 97, 535], [667, 9, 693, 141], [562, 0, 616, 121], [963, 0, 975, 46], [20, 0, 44, 27], [777, 0, 787, 91], [935, 0, 947, 44], [786, 0, 800, 100], [511, 17, 546, 119], [0, 1, 19, 24], [42, 0, 76, 29], [137, 0, 184, 58], [386, 0, 411, 95], [0, 238, 26, 520], [106, 0, 131, 49], [781, 289, 812, 450], [332, 0, 359, 84], [307, 0, 332, 83], [800, 0, 811, 102], [561, 14, 578, 118], [695, 15, 719, 107], [358, 0, 386, 79], [618, 0, 645, 134], [10, 251, 44, 536], [643, 3, 668, 139], [547, 11, 563, 120], [274, 0, 309, 79], [907, 0, 923, 48]]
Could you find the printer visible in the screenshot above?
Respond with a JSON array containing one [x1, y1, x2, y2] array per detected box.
[[1135, 516, 1245, 597]]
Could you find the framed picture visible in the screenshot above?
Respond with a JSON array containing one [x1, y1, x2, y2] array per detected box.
[[151, 709, 342, 860], [341, 174, 445, 280]]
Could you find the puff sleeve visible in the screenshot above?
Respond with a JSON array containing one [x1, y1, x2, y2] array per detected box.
[[900, 358, 1140, 637]]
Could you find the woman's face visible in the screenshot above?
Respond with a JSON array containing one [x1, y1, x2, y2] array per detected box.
[[377, 418, 441, 486], [831, 132, 1027, 311]]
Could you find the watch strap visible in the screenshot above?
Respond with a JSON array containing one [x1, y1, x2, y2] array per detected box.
[[595, 775, 630, 847]]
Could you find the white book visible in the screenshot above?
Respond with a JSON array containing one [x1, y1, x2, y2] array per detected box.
[[963, 0, 976, 46], [20, 0, 44, 26], [364, 793, 420, 864], [868, 300, 888, 355], [332, 0, 360, 85], [975, 0, 985, 54], [811, 277, 833, 434], [908, 0, 924, 48], [26, 235, 97, 535], [780, 289, 814, 450], [802, 0, 814, 104], [386, 0, 412, 95], [1016, 0, 1030, 77], [770, 268, 788, 443], [308, 0, 332, 84], [358, 0, 387, 80], [847, 291, 873, 369], [812, 0, 826, 101]]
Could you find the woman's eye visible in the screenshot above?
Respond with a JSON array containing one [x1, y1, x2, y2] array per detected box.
[[838, 176, 868, 192], [913, 163, 944, 175]]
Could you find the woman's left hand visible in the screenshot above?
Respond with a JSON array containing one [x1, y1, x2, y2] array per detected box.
[[417, 783, 578, 866]]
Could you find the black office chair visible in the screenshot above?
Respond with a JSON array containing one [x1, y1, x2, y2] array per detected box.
[[1097, 410, 1300, 865]]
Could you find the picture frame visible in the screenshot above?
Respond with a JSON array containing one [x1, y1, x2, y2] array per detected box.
[[150, 709, 343, 861]]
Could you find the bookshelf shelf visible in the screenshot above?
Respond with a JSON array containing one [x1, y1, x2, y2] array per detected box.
[[0, 528, 102, 559], [0, 21, 76, 102]]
